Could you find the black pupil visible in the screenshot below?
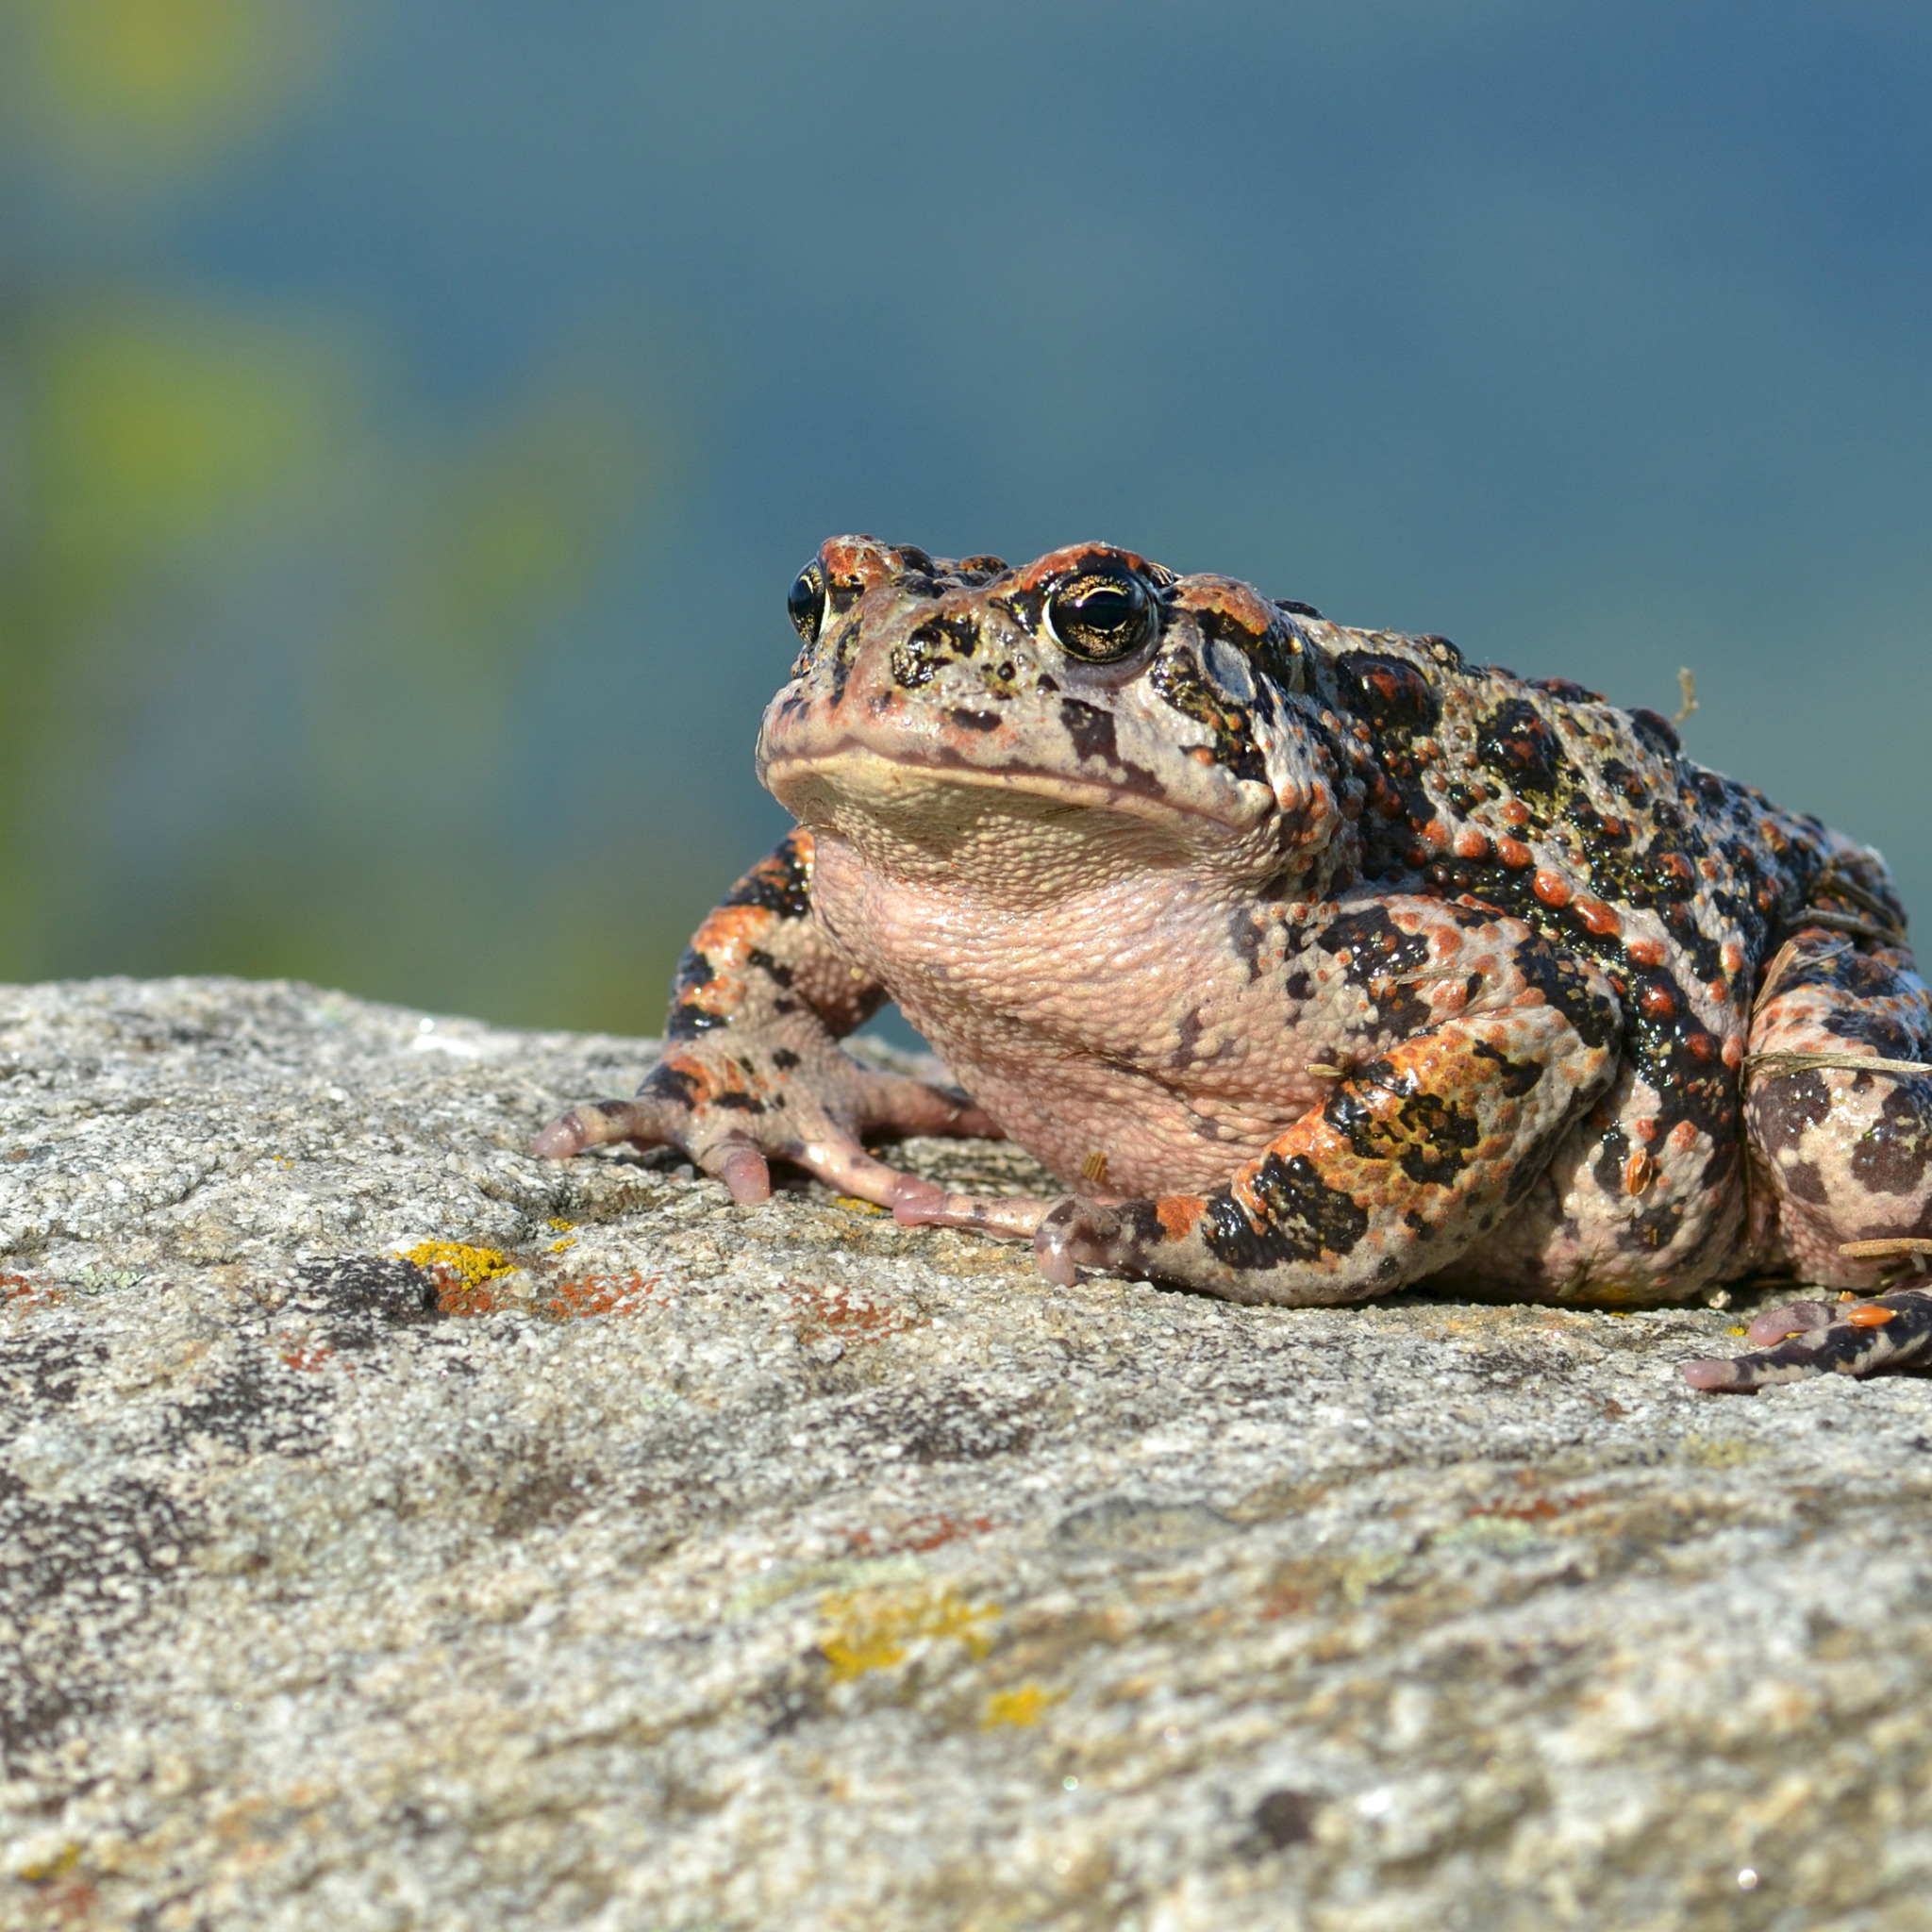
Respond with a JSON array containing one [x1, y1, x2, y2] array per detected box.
[[1067, 583, 1137, 632], [787, 569, 824, 641]]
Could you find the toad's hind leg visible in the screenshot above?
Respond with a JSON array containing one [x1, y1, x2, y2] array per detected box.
[[1687, 928, 1932, 1391], [1026, 941, 1621, 1307], [1744, 929, 1932, 1289]]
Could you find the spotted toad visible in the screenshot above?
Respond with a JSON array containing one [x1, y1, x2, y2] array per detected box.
[[538, 539, 1932, 1391]]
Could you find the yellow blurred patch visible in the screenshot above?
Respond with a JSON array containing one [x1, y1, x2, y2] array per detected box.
[[20, 0, 337, 164], [817, 1584, 999, 1682], [981, 1683, 1062, 1729], [26, 302, 352, 580]]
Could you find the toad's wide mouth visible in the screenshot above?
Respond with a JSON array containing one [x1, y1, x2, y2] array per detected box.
[[760, 741, 1268, 835]]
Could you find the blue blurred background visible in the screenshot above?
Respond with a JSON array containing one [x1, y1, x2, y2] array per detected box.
[[3, 0, 1928, 1034]]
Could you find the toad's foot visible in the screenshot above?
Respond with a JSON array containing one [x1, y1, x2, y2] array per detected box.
[[889, 1180, 1058, 1241], [533, 1042, 1000, 1208], [1683, 1287, 1932, 1391]]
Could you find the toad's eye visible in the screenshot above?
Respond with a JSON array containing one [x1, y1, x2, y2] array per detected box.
[[787, 562, 827, 644], [1043, 568, 1158, 663]]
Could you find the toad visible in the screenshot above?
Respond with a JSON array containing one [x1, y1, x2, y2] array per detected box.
[[537, 539, 1932, 1391]]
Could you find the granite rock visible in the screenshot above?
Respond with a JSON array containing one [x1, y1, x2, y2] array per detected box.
[[2, 976, 1930, 1930]]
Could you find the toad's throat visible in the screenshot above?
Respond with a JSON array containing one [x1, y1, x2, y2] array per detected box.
[[760, 742, 1265, 834]]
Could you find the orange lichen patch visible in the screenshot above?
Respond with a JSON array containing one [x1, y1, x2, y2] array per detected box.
[[817, 1584, 1000, 1682], [401, 1241, 517, 1316], [541, 1273, 667, 1320], [277, 1339, 333, 1372], [0, 1273, 60, 1310], [1466, 1485, 1604, 1524], [981, 1683, 1063, 1729], [1257, 1581, 1318, 1622], [846, 1512, 993, 1558], [786, 1279, 916, 1346]]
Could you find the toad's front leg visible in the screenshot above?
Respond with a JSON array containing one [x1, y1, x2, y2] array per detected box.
[[534, 829, 998, 1202], [1029, 937, 1623, 1306]]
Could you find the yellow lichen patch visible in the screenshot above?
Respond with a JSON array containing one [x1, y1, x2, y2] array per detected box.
[[817, 1584, 1000, 1683], [981, 1683, 1062, 1729], [832, 1195, 887, 1216], [14, 1840, 82, 1883], [401, 1241, 516, 1316], [1680, 1433, 1767, 1470]]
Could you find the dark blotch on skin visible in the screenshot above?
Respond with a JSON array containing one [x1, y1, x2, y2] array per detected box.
[[1317, 907, 1434, 1032], [1849, 1079, 1932, 1196], [1059, 698, 1120, 766], [1513, 941, 1619, 1050], [891, 613, 982, 690], [1202, 1154, 1369, 1268], [1628, 708, 1681, 757], [724, 832, 814, 921], [745, 947, 793, 988], [666, 949, 724, 1038], [1317, 907, 1433, 985], [1475, 697, 1564, 793], [1337, 651, 1440, 733], [641, 1060, 703, 1108], [1325, 1070, 1481, 1187], [947, 708, 1002, 732], [1470, 1039, 1544, 1096], [1748, 1069, 1833, 1154], [1779, 1158, 1830, 1204]]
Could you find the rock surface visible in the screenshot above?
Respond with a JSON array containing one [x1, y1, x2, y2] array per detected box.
[[2, 977, 1931, 1930]]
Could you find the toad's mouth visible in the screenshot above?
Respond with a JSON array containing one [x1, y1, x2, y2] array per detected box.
[[759, 741, 1268, 835]]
